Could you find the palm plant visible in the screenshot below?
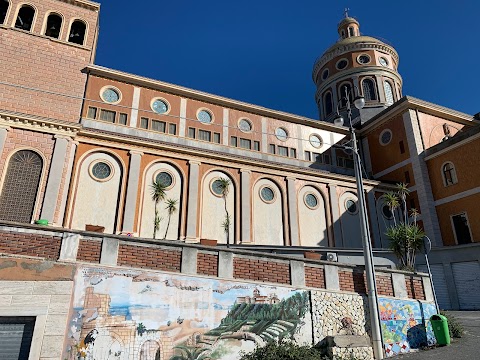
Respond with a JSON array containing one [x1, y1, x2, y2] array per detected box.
[[151, 180, 167, 239], [216, 178, 231, 247], [383, 191, 400, 225], [163, 198, 178, 240], [409, 208, 420, 225], [169, 345, 211, 360], [396, 182, 410, 223]]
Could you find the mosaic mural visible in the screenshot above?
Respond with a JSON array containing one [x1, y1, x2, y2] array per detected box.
[[65, 266, 312, 360], [378, 297, 437, 357]]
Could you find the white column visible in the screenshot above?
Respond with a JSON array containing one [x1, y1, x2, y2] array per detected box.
[[287, 177, 300, 246], [222, 108, 229, 146], [328, 184, 343, 247], [186, 160, 201, 242], [261, 118, 268, 153], [130, 87, 141, 128], [40, 135, 70, 223], [122, 150, 143, 234], [179, 98, 187, 137], [58, 140, 77, 226], [240, 169, 252, 243], [375, 75, 386, 103], [0, 126, 9, 156]]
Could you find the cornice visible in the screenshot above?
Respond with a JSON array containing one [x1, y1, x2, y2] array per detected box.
[[313, 40, 399, 80], [0, 110, 81, 138], [358, 96, 476, 135], [58, 0, 100, 11], [76, 127, 384, 189], [84, 65, 349, 135]]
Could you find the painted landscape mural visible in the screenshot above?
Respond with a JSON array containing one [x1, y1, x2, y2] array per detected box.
[[65, 266, 313, 360]]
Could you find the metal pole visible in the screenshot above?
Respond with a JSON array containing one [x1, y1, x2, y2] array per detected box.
[[424, 236, 440, 314], [346, 94, 384, 359]]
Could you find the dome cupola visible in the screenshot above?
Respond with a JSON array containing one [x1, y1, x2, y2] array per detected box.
[[312, 11, 403, 125]]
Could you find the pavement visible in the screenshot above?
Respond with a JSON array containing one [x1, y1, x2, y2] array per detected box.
[[393, 311, 480, 360]]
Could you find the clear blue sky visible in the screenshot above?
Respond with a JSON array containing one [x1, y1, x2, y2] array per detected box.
[[94, 0, 480, 120]]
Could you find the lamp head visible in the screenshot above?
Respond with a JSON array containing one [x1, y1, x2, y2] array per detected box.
[[353, 96, 365, 109], [333, 114, 344, 127]]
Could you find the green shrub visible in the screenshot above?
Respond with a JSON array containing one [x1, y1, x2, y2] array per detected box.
[[239, 340, 323, 360], [440, 311, 464, 338]]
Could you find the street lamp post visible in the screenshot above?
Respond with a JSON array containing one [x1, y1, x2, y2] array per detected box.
[[334, 88, 384, 359]]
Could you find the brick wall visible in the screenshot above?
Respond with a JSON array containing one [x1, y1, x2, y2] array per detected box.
[[305, 266, 325, 288], [0, 229, 61, 259], [376, 274, 394, 296], [117, 244, 181, 272], [197, 252, 218, 276], [406, 276, 425, 300], [339, 270, 367, 293], [233, 257, 290, 284], [76, 239, 102, 263], [0, 0, 99, 123]]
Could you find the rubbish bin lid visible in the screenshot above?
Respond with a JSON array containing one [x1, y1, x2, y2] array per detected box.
[[430, 314, 447, 321]]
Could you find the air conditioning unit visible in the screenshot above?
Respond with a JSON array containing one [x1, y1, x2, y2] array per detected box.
[[326, 252, 338, 262]]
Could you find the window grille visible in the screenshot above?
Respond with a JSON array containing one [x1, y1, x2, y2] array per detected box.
[[213, 133, 221, 144], [169, 124, 177, 135], [240, 138, 251, 149], [362, 79, 377, 101], [253, 141, 260, 151], [152, 120, 166, 132], [384, 81, 394, 105], [118, 113, 128, 125], [87, 107, 97, 119], [278, 146, 288, 157], [0, 151, 43, 222], [198, 130, 211, 141], [100, 109, 116, 123], [188, 127, 195, 139], [140, 117, 149, 129]]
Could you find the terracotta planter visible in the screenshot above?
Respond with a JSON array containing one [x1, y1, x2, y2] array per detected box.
[[85, 224, 105, 233], [200, 239, 217, 247], [304, 251, 321, 260]]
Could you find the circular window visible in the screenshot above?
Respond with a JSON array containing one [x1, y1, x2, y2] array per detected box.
[[345, 199, 357, 214], [155, 171, 173, 188], [275, 128, 288, 141], [379, 57, 389, 67], [211, 179, 229, 196], [260, 186, 275, 203], [305, 193, 318, 209], [322, 68, 329, 80], [379, 129, 392, 146], [151, 99, 169, 114], [382, 205, 393, 219], [238, 118, 252, 132], [90, 161, 113, 181], [309, 134, 323, 148], [336, 59, 348, 70], [197, 109, 213, 124], [101, 87, 121, 104], [357, 54, 371, 65]]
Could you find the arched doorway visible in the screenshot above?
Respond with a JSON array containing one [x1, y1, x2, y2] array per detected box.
[[139, 340, 161, 360], [0, 150, 43, 223]]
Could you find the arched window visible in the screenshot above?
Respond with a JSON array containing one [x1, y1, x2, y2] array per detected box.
[[44, 13, 62, 39], [362, 78, 377, 101], [339, 83, 352, 107], [384, 80, 394, 106], [323, 91, 333, 116], [442, 162, 457, 186], [0, 0, 9, 24], [348, 27, 354, 36], [68, 19, 86, 45], [15, 4, 35, 31], [0, 150, 43, 223]]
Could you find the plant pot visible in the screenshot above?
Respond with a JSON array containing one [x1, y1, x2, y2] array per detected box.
[[85, 224, 105, 233], [304, 251, 321, 260], [200, 239, 217, 247]]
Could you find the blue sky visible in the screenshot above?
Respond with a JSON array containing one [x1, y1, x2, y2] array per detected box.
[[95, 0, 480, 120]]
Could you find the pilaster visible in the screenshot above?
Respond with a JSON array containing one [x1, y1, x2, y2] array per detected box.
[[122, 150, 144, 234], [240, 169, 252, 243], [186, 160, 201, 242], [287, 177, 299, 246], [328, 184, 343, 247]]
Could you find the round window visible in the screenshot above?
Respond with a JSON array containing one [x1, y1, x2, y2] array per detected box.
[[345, 199, 357, 214], [309, 134, 323, 148], [275, 128, 288, 141], [336, 59, 348, 70], [101, 88, 120, 103], [152, 99, 169, 114], [155, 171, 173, 188], [379, 57, 389, 67], [357, 54, 371, 64], [197, 110, 213, 124], [91, 161, 112, 181], [211, 179, 225, 196], [305, 193, 318, 208], [322, 68, 329, 80], [238, 119, 252, 132], [382, 205, 393, 219], [379, 129, 392, 145], [260, 187, 275, 202]]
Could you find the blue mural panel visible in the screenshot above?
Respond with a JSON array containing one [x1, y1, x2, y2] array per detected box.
[[379, 297, 437, 357]]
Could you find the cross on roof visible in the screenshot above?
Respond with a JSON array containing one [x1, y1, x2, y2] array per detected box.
[[344, 7, 350, 18]]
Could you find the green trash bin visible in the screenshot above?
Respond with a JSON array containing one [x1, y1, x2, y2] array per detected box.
[[430, 314, 451, 345]]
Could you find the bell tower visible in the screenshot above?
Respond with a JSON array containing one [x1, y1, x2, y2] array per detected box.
[[312, 12, 403, 125]]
